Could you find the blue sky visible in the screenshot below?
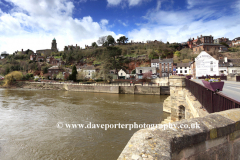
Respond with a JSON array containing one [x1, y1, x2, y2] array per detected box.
[[0, 0, 240, 54]]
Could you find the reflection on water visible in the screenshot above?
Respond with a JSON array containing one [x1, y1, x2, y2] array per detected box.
[[0, 89, 169, 160]]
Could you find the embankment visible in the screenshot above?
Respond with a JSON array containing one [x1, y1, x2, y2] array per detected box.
[[7, 82, 170, 95]]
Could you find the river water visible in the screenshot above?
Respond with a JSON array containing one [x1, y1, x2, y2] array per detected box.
[[0, 89, 168, 160]]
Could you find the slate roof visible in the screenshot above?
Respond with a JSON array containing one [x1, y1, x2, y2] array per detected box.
[[159, 58, 173, 63], [151, 59, 160, 63], [219, 59, 240, 67], [176, 63, 190, 67]]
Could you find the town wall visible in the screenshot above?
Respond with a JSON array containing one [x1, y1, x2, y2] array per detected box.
[[118, 109, 240, 160]]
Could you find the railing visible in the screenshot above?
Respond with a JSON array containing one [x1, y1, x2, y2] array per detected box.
[[198, 76, 227, 80], [185, 78, 240, 113], [237, 76, 240, 82]]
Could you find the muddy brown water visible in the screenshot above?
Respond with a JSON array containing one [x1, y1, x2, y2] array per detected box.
[[0, 89, 169, 160]]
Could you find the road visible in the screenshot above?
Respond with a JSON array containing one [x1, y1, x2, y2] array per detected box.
[[192, 79, 240, 102]]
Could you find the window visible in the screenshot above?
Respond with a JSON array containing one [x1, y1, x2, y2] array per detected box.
[[176, 71, 178, 73], [180, 71, 182, 73], [121, 73, 123, 76], [210, 61, 213, 64], [180, 67, 182, 69], [185, 67, 187, 69], [89, 71, 90, 75], [211, 68, 213, 71], [140, 70, 142, 74], [185, 70, 187, 73]]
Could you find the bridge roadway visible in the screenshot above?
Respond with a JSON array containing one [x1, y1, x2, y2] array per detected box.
[[192, 79, 240, 102]]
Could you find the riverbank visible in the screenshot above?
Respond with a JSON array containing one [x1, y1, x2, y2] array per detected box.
[[0, 81, 170, 95]]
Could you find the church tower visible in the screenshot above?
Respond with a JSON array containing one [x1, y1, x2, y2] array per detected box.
[[51, 38, 58, 52]]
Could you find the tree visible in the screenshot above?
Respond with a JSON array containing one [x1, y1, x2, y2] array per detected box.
[[174, 51, 181, 57], [92, 42, 98, 48], [117, 36, 128, 44], [71, 65, 77, 81], [107, 35, 115, 46], [77, 71, 86, 80], [56, 72, 64, 80], [4, 71, 22, 86], [97, 36, 108, 46]]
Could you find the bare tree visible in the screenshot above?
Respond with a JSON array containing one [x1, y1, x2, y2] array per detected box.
[[97, 36, 108, 46]]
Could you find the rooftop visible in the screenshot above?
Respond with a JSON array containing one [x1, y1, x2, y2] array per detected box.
[[176, 63, 190, 67]]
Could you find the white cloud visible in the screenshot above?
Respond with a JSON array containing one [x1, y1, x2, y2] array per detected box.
[[107, 0, 122, 6], [128, 7, 240, 43], [0, 0, 121, 54], [107, 0, 149, 7]]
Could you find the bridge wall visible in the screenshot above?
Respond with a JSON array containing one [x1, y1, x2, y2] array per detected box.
[[163, 76, 208, 121], [118, 109, 240, 160]]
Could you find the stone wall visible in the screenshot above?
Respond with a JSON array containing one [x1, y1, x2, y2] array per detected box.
[[118, 109, 240, 160], [25, 82, 169, 95], [163, 76, 208, 121]]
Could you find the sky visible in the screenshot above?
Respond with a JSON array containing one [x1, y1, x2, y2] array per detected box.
[[0, 0, 240, 54]]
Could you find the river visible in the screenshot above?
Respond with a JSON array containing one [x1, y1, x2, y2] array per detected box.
[[0, 89, 168, 160]]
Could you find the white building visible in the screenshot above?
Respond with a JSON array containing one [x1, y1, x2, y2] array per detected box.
[[151, 59, 160, 68], [77, 65, 96, 79], [219, 57, 240, 75], [176, 63, 190, 75], [118, 69, 129, 79], [195, 51, 219, 77], [136, 67, 157, 79]]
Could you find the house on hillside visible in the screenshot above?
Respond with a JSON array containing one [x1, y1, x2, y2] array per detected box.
[[176, 63, 190, 75], [118, 69, 129, 79], [232, 37, 240, 46], [159, 58, 173, 77], [77, 65, 96, 79], [151, 59, 160, 68], [190, 51, 219, 79], [187, 35, 228, 53], [48, 66, 64, 79], [219, 57, 240, 75], [136, 67, 156, 79], [36, 56, 45, 62], [46, 56, 54, 63]]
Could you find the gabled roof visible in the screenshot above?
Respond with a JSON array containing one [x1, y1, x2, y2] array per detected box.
[[159, 58, 173, 63], [219, 59, 240, 67], [176, 63, 190, 67], [151, 59, 160, 63]]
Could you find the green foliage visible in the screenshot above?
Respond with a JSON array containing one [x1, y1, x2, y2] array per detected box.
[[92, 42, 98, 48], [174, 51, 181, 57], [4, 71, 23, 86], [56, 72, 64, 80], [117, 36, 128, 44], [107, 35, 115, 46], [71, 65, 77, 81], [228, 47, 239, 52], [220, 42, 229, 48]]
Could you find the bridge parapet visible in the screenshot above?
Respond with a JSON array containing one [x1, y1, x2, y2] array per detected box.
[[163, 76, 208, 122], [118, 109, 240, 160]]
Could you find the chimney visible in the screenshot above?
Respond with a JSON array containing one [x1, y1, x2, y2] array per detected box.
[[201, 35, 202, 38], [224, 57, 227, 63], [76, 44, 77, 47], [22, 49, 23, 52], [193, 38, 194, 40]]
